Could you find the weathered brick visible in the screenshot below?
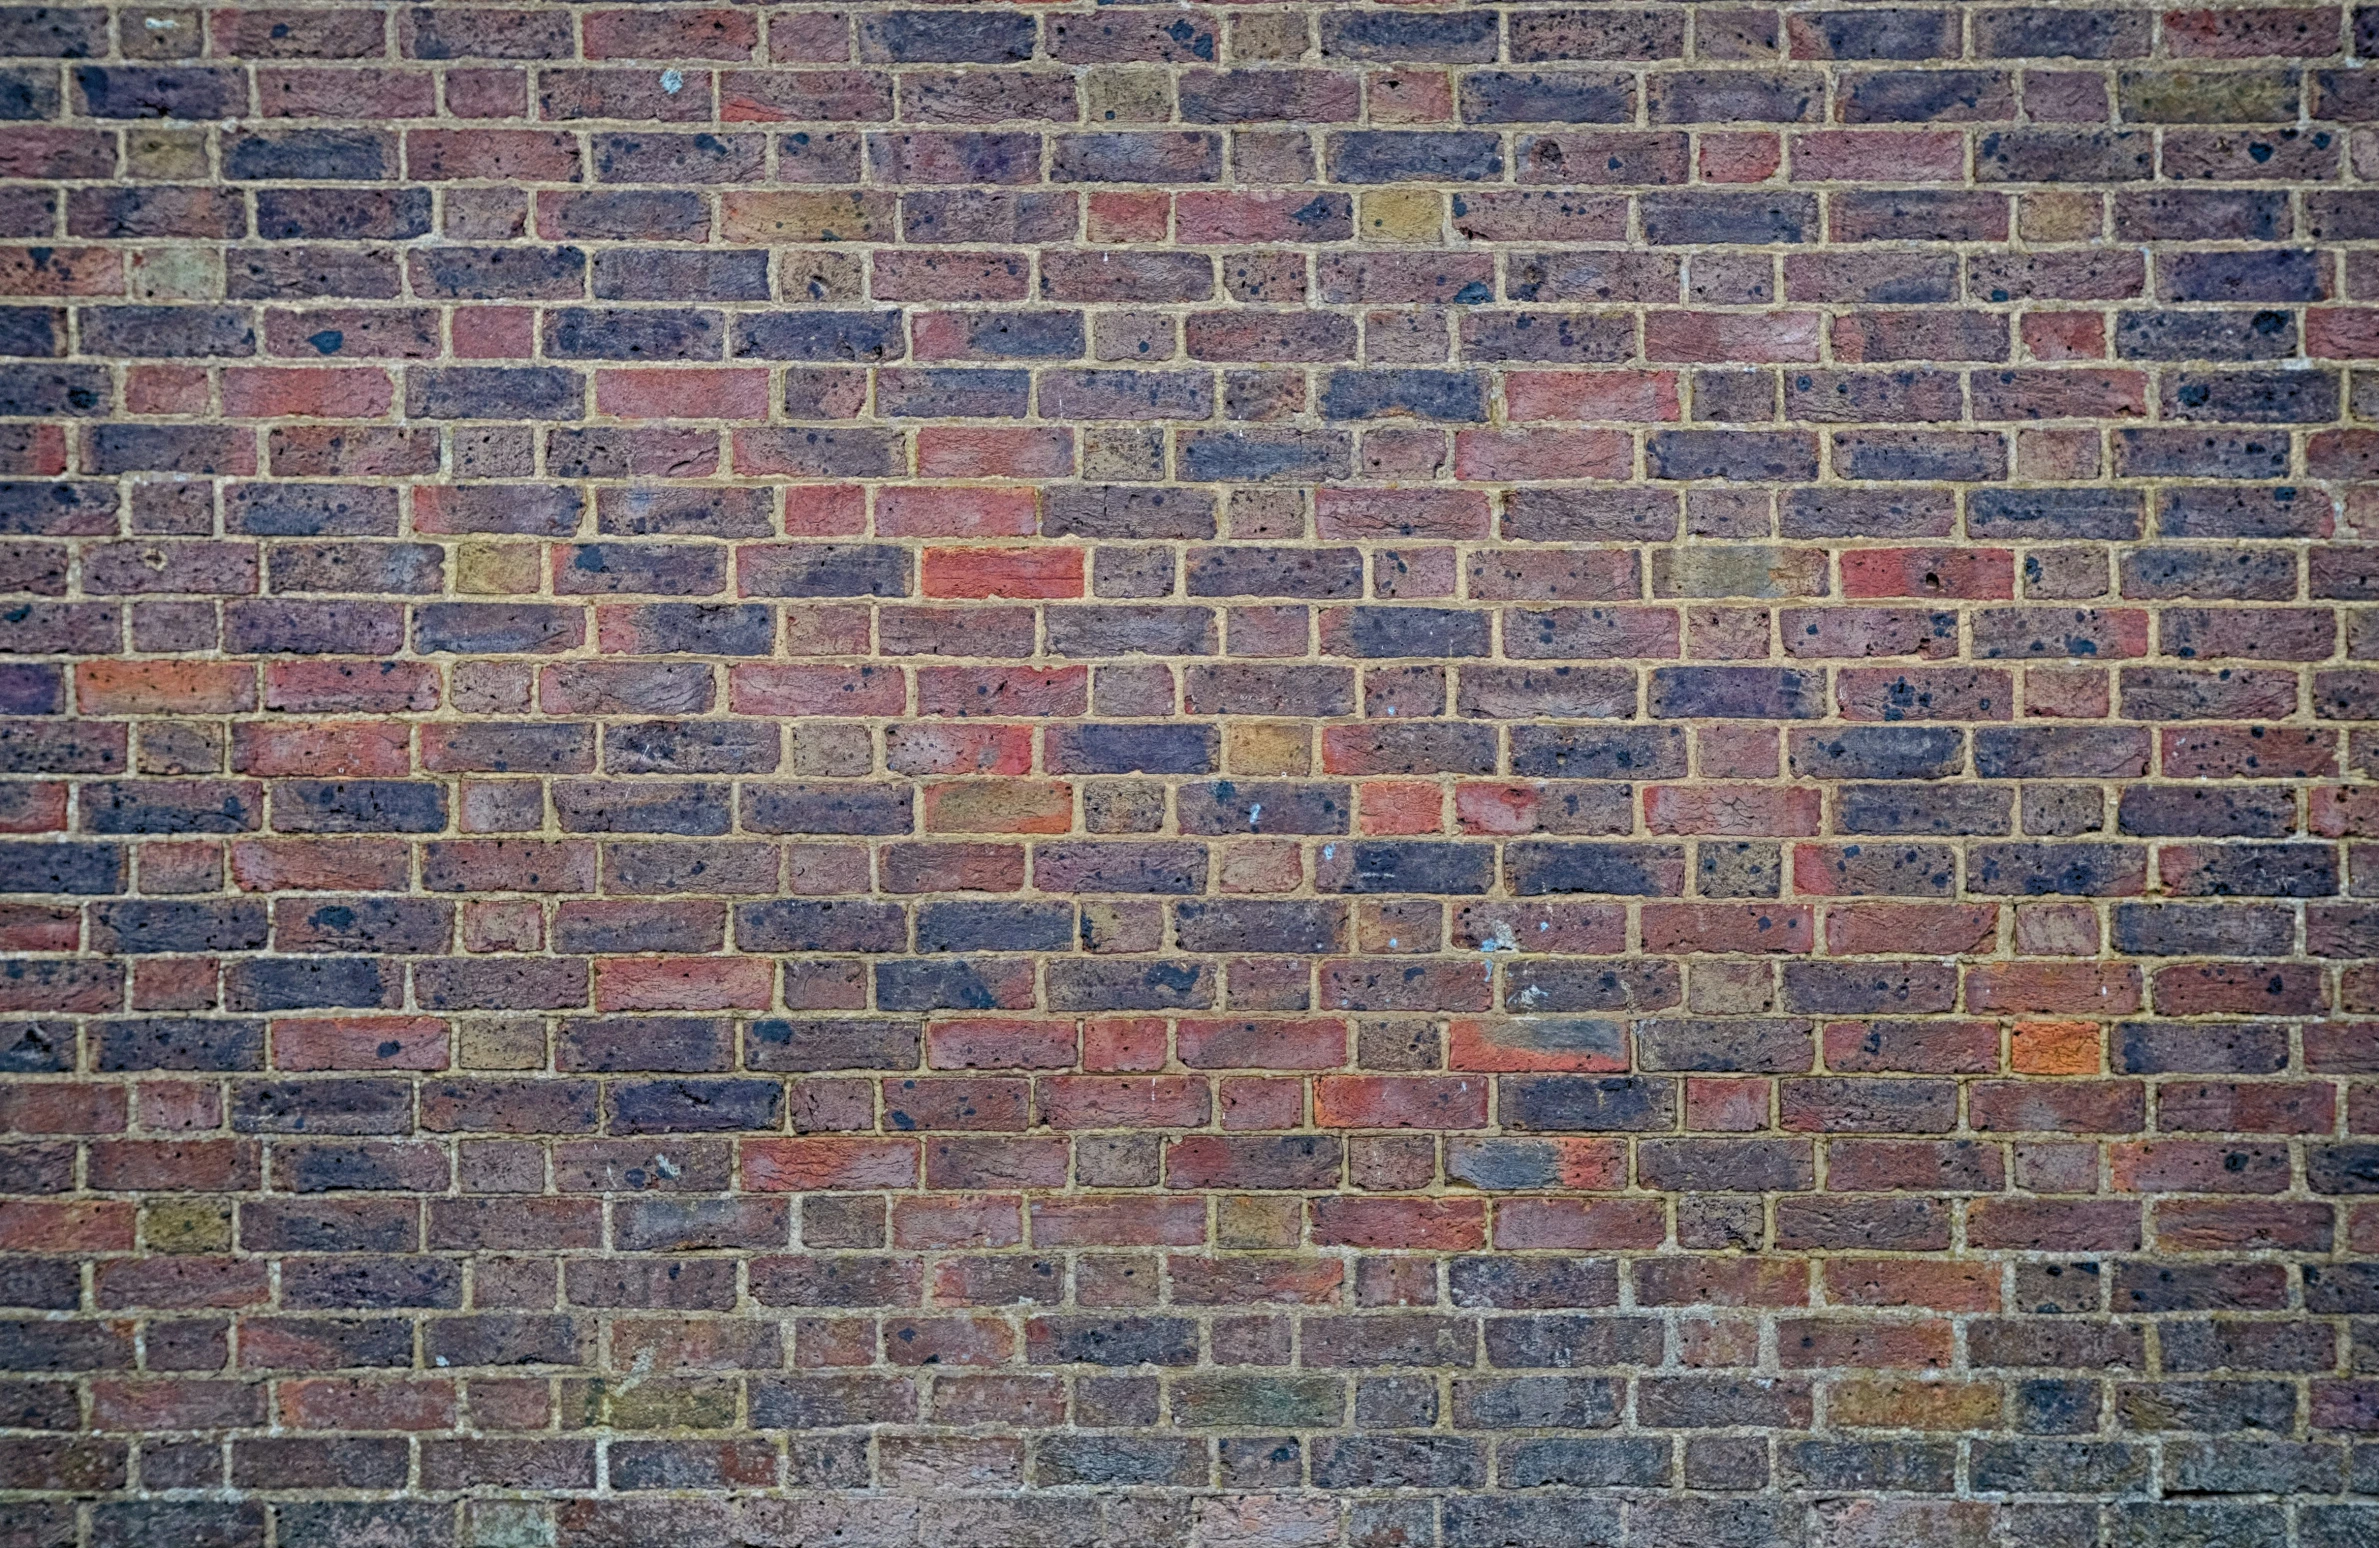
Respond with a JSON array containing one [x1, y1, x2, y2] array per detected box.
[[7, 10, 2370, 1529]]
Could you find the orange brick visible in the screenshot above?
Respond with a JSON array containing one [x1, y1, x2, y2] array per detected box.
[[77, 661, 254, 715], [920, 779, 1073, 834], [2013, 1020, 2103, 1076]]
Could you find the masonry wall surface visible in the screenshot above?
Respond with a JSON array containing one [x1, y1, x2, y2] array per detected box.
[[2, 2, 2379, 1546]]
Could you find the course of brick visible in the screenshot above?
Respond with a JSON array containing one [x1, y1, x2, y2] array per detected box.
[[5, 1, 2379, 1544]]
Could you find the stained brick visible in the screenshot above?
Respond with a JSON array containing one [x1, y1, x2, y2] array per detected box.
[[3, 9, 2368, 1528]]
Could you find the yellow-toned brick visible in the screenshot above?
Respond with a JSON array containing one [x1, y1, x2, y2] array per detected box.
[[1216, 1194, 1301, 1249], [143, 1198, 232, 1254], [130, 247, 221, 301], [1360, 189, 1442, 244], [1227, 721, 1311, 775], [721, 190, 895, 244], [2019, 190, 2102, 243], [1830, 1380, 2005, 1431], [456, 543, 542, 595], [459, 1017, 547, 1071], [922, 779, 1075, 834]]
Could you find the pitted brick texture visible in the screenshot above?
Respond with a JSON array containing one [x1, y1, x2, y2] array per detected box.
[[4, 2, 2379, 1545]]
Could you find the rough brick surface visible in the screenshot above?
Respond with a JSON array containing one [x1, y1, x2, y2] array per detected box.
[[5, 1, 2379, 1543]]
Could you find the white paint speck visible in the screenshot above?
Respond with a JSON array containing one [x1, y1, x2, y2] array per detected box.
[[660, 69, 685, 94]]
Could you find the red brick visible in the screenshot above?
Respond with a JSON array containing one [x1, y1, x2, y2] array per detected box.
[[1840, 548, 2016, 601], [921, 547, 1082, 600], [1504, 370, 1681, 422], [729, 663, 905, 717], [1309, 1196, 1484, 1250], [879, 487, 1038, 539], [222, 367, 393, 419], [272, 1017, 448, 1071], [927, 1018, 1075, 1071], [741, 1138, 918, 1191], [594, 957, 774, 1012], [594, 368, 771, 421], [1493, 1198, 1665, 1249], [1314, 1075, 1489, 1129], [231, 721, 411, 777], [7, 18, 2364, 1520]]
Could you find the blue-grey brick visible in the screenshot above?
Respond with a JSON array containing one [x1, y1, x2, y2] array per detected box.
[[273, 781, 446, 835], [1328, 131, 1504, 183], [96, 1017, 265, 1072], [1322, 10, 1497, 61], [1460, 71, 1635, 124], [1332, 606, 1491, 659], [861, 9, 1036, 63], [1651, 666, 1826, 719], [1179, 429, 1351, 482], [915, 901, 1073, 954], [0, 840, 123, 894], [1505, 842, 1685, 897], [1317, 840, 1495, 895], [1320, 368, 1489, 421], [1641, 191, 1817, 244], [1045, 723, 1216, 774], [733, 311, 905, 362], [407, 367, 581, 420], [76, 65, 245, 120], [224, 129, 391, 179], [741, 783, 913, 836]]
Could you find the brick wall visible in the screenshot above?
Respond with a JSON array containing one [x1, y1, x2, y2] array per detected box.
[[3, 1, 2379, 1544]]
